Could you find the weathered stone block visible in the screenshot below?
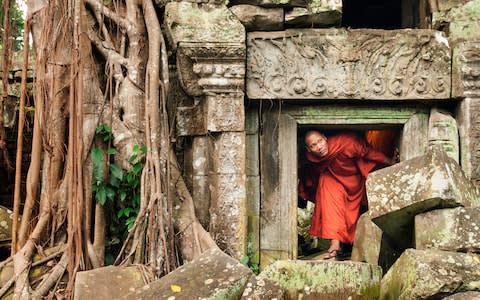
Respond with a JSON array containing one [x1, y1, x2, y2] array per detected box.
[[241, 276, 285, 299], [74, 266, 145, 300], [415, 207, 480, 252], [428, 108, 459, 163], [211, 131, 246, 174], [285, 0, 342, 28], [433, 0, 480, 40], [258, 260, 382, 299], [367, 148, 480, 249], [206, 93, 245, 132], [443, 291, 480, 299], [165, 2, 245, 49], [457, 97, 480, 185], [209, 173, 247, 258], [230, 5, 284, 31], [351, 213, 401, 272], [431, 0, 472, 11], [285, 8, 341, 27], [176, 100, 206, 136], [399, 113, 428, 161], [247, 29, 451, 100], [380, 249, 480, 299], [123, 248, 252, 300], [452, 41, 480, 98]]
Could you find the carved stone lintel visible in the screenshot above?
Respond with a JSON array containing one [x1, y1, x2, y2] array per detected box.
[[247, 29, 451, 100], [452, 41, 480, 98]]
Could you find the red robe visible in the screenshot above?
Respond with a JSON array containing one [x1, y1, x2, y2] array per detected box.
[[298, 132, 387, 244]]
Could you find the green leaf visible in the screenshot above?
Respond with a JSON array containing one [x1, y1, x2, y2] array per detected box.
[[120, 191, 127, 202], [132, 163, 143, 175], [110, 163, 123, 180], [132, 144, 140, 154], [107, 148, 116, 155], [106, 186, 116, 201], [103, 135, 112, 142], [96, 184, 107, 205], [109, 175, 120, 188], [126, 217, 136, 230], [133, 194, 140, 206], [91, 147, 105, 182], [140, 145, 147, 154]]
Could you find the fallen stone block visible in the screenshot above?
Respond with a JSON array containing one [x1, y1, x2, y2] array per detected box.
[[415, 207, 480, 253], [230, 5, 284, 31], [443, 291, 480, 300], [367, 147, 480, 249], [380, 249, 480, 299], [258, 260, 382, 299], [240, 275, 285, 299], [122, 248, 252, 299], [351, 213, 400, 272], [74, 266, 146, 300]]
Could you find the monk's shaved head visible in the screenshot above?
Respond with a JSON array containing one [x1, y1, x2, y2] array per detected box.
[[304, 130, 328, 157]]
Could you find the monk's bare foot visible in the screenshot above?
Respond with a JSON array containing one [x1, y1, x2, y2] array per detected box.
[[323, 239, 341, 260]]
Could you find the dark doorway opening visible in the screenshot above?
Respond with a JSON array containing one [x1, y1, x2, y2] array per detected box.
[[296, 126, 401, 258]]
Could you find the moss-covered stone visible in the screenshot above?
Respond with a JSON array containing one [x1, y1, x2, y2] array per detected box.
[[433, 0, 480, 40], [123, 248, 253, 300], [258, 260, 382, 299], [380, 249, 480, 299]]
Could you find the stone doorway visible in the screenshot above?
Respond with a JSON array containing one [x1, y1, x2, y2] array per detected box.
[[250, 103, 431, 267]]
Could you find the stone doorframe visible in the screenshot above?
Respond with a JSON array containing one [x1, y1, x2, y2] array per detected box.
[[253, 104, 430, 267]]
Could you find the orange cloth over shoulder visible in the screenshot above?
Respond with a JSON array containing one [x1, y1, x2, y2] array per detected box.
[[298, 132, 387, 244]]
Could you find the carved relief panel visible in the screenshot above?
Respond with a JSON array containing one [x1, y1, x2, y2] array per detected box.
[[247, 29, 451, 100]]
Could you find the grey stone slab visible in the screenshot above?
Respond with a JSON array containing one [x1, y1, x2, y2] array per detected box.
[[368, 147, 480, 249], [415, 207, 480, 252], [230, 5, 284, 31], [258, 260, 382, 299], [247, 29, 451, 100], [123, 248, 252, 300], [75, 266, 145, 300], [206, 93, 245, 132], [246, 133, 259, 176], [433, 1, 480, 40], [380, 249, 480, 300]]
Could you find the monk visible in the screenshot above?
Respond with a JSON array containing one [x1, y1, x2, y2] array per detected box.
[[298, 130, 396, 259]]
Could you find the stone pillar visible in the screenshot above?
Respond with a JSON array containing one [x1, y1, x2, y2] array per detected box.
[[428, 108, 459, 163], [454, 41, 480, 185], [165, 2, 247, 258]]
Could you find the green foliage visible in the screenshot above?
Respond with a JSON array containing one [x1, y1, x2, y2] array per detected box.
[[0, 0, 25, 51], [240, 255, 260, 275], [91, 124, 146, 265]]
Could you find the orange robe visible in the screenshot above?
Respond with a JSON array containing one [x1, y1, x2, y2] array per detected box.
[[298, 132, 387, 244]]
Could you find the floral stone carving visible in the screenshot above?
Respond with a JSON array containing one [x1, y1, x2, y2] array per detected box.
[[247, 29, 451, 100]]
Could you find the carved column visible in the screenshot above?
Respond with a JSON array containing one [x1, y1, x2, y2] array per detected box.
[[454, 41, 480, 185], [165, 2, 247, 258]]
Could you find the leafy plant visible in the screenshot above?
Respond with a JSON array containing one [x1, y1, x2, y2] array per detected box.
[[240, 255, 260, 275], [91, 124, 146, 264]]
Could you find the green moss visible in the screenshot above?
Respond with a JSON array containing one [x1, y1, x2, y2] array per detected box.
[[208, 276, 249, 300]]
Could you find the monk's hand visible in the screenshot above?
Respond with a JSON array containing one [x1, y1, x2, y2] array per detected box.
[[298, 196, 308, 209]]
